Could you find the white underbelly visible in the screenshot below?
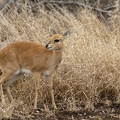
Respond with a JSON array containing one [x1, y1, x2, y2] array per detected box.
[[15, 69, 32, 75], [42, 70, 51, 77]]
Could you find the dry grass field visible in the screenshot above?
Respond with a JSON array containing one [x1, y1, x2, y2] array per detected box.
[[0, 2, 120, 120]]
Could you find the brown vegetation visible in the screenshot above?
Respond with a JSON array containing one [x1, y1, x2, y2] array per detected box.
[[0, 1, 120, 119]]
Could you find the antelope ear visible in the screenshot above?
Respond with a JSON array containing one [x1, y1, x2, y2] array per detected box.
[[50, 28, 57, 35], [63, 29, 72, 39]]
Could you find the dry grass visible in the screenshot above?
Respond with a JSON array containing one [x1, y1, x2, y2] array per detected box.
[[0, 3, 120, 119]]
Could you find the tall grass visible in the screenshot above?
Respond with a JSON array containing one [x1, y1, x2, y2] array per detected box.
[[0, 3, 120, 118]]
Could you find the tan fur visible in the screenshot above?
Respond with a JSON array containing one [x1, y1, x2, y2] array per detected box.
[[0, 29, 71, 109]]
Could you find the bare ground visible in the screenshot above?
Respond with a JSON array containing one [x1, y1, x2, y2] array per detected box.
[[1, 102, 119, 120], [31, 103, 120, 120]]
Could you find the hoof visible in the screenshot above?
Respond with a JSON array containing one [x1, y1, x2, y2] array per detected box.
[[53, 105, 57, 110], [34, 106, 37, 110]]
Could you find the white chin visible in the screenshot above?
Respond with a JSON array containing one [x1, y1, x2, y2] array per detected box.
[[47, 47, 53, 50]]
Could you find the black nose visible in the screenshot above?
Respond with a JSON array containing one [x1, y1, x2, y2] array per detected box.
[[45, 44, 48, 48]]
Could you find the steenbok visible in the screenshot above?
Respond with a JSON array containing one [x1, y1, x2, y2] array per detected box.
[[0, 29, 72, 109]]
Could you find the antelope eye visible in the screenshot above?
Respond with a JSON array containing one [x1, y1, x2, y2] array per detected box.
[[54, 39, 59, 43]]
